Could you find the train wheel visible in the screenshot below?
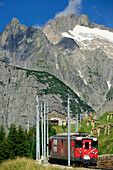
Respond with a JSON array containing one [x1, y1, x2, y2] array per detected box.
[[72, 162, 79, 167], [72, 162, 76, 168], [80, 162, 83, 167]]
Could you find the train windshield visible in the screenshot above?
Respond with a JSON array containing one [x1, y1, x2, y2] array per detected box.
[[75, 140, 83, 148], [91, 141, 98, 149]]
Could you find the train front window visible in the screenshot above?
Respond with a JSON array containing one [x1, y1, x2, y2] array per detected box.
[[91, 141, 98, 149], [75, 140, 83, 148], [85, 142, 89, 149]]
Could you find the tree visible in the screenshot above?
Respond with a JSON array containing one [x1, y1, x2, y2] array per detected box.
[[7, 124, 17, 159], [0, 125, 6, 141], [27, 126, 36, 159], [0, 125, 9, 162], [16, 125, 30, 157]]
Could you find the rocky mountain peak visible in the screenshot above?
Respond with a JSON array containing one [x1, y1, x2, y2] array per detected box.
[[0, 14, 113, 116], [11, 18, 20, 24], [5, 18, 27, 32], [78, 14, 91, 27], [56, 37, 79, 50]]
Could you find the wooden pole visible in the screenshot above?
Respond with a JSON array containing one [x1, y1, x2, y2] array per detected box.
[[107, 113, 109, 121], [98, 128, 100, 136], [108, 125, 110, 136], [93, 121, 95, 128], [104, 125, 107, 135], [87, 120, 89, 127]]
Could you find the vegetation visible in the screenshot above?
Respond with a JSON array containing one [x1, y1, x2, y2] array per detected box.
[[53, 111, 113, 156], [25, 69, 94, 115], [106, 87, 113, 99], [53, 124, 77, 134], [79, 111, 113, 155], [0, 157, 63, 170], [0, 123, 56, 163], [0, 81, 5, 86]]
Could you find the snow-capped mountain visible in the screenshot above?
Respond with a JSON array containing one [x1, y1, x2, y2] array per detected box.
[[42, 14, 113, 111], [0, 14, 113, 115], [62, 25, 113, 58]]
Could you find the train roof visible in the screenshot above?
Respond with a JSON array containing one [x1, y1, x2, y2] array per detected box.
[[50, 133, 98, 141], [51, 132, 87, 137]]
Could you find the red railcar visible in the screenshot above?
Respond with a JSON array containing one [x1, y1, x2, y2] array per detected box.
[[49, 133, 98, 165]]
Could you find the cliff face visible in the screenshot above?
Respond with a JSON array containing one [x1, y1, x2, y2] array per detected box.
[[0, 14, 113, 115], [0, 61, 92, 130], [42, 14, 113, 45], [0, 18, 56, 71]]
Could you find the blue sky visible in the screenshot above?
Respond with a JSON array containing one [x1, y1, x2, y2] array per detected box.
[[0, 0, 113, 33]]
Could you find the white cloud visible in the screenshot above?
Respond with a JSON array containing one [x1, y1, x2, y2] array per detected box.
[[55, 0, 82, 18], [33, 0, 82, 29], [33, 24, 43, 29]]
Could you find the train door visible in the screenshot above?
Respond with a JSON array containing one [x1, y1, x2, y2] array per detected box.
[[61, 139, 65, 158], [83, 140, 91, 159]]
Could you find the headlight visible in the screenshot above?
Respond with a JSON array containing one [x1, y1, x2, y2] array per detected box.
[[79, 150, 82, 154], [92, 151, 95, 154]]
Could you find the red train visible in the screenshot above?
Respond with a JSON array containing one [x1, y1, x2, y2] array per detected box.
[[49, 133, 98, 165]]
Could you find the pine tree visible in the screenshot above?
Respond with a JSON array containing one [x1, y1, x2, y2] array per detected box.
[[0, 125, 9, 162], [49, 123, 57, 137], [27, 126, 36, 159], [7, 124, 17, 159], [0, 125, 6, 141], [16, 125, 30, 157]]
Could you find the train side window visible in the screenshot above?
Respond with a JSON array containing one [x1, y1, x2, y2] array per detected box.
[[53, 146, 57, 152], [53, 139, 57, 145], [85, 142, 89, 149], [53, 139, 57, 152], [91, 141, 98, 149], [75, 140, 83, 148]]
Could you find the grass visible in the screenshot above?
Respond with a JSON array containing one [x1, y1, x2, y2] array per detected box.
[[0, 157, 66, 170], [25, 69, 94, 115], [53, 111, 113, 155], [79, 111, 113, 155], [53, 124, 78, 134]]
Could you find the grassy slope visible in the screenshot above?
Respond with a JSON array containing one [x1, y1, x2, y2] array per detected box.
[[79, 111, 113, 155], [53, 124, 76, 134], [0, 157, 63, 170], [54, 111, 113, 155], [25, 69, 93, 115]]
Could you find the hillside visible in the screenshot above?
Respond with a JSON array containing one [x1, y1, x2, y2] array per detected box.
[[79, 111, 113, 155], [0, 157, 62, 170], [0, 60, 93, 130], [0, 14, 113, 111]]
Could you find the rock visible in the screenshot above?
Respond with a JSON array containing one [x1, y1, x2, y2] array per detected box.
[[78, 14, 91, 27], [0, 14, 113, 115], [56, 37, 79, 50]]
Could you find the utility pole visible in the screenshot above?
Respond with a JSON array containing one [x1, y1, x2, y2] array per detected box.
[[67, 98, 70, 166], [41, 103, 44, 156], [47, 102, 49, 157], [76, 114, 78, 132], [80, 114, 81, 127], [44, 101, 46, 164], [27, 119, 29, 133], [36, 96, 40, 161]]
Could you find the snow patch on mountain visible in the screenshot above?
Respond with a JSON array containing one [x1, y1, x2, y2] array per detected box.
[[84, 79, 87, 85], [78, 70, 87, 85], [62, 25, 113, 43], [107, 81, 111, 90], [78, 70, 83, 78]]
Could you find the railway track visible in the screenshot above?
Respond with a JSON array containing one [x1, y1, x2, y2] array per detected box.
[[46, 161, 113, 170], [88, 166, 113, 170]]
